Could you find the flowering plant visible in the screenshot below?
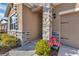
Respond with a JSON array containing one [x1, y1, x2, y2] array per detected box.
[[48, 36, 61, 50]]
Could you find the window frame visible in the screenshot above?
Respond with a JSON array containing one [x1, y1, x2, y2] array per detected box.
[[9, 12, 18, 30]]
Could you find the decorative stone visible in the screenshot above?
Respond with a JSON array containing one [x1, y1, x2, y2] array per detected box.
[[42, 4, 53, 40]]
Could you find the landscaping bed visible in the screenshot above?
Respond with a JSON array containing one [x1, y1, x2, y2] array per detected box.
[[0, 46, 11, 55], [35, 36, 61, 56], [0, 33, 21, 55]]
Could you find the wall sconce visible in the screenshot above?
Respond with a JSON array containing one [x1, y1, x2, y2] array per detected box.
[[53, 13, 56, 19]]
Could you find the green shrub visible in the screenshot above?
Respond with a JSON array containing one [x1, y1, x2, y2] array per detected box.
[[16, 38, 21, 47], [2, 34, 17, 47], [35, 39, 51, 56], [0, 33, 21, 48], [0, 41, 4, 48]]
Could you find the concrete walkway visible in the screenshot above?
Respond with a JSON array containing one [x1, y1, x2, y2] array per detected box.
[[58, 45, 79, 56], [8, 40, 38, 56], [4, 39, 79, 56]]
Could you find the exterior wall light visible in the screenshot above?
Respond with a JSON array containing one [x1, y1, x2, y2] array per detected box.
[[53, 13, 56, 19]]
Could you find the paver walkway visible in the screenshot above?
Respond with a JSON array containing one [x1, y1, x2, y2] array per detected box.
[[58, 45, 79, 56], [8, 40, 38, 56]]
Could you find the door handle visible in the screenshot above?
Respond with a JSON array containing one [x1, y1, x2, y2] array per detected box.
[[61, 22, 69, 24], [61, 37, 69, 40]]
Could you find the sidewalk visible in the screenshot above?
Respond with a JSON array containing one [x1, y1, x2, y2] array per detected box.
[[58, 45, 79, 56], [8, 40, 38, 56]]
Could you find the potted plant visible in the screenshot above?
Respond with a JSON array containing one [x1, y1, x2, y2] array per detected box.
[[48, 37, 61, 55]]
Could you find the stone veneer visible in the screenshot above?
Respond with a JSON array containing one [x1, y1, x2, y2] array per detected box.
[[42, 4, 53, 40]]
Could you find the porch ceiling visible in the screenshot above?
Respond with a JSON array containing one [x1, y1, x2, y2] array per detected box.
[[24, 3, 43, 12], [53, 3, 62, 6], [24, 3, 62, 12]]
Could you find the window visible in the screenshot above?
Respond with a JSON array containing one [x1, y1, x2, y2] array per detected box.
[[10, 13, 18, 30]]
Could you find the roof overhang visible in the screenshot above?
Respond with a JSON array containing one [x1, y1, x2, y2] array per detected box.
[[4, 4, 12, 17], [24, 3, 43, 12]]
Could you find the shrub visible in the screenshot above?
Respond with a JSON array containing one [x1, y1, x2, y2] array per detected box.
[[1, 34, 16, 47], [16, 38, 21, 47], [0, 41, 4, 48], [0, 33, 21, 48], [35, 39, 51, 56], [0, 33, 21, 54]]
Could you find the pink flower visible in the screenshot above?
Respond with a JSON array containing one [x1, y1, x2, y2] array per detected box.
[[48, 41, 53, 47], [48, 36, 62, 47], [51, 37, 57, 41], [54, 42, 61, 47]]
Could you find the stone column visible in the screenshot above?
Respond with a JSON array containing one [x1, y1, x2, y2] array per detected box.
[[42, 4, 52, 40]]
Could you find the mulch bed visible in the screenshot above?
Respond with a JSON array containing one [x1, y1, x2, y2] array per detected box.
[[0, 47, 11, 55], [0, 45, 21, 55]]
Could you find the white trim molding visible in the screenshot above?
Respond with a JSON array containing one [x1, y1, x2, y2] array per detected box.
[[59, 8, 79, 15]]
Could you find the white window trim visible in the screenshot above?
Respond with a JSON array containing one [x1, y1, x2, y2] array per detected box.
[[9, 12, 18, 31], [9, 12, 17, 18], [59, 8, 79, 15]]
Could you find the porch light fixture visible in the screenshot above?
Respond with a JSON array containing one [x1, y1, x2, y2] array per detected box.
[[53, 13, 56, 19]]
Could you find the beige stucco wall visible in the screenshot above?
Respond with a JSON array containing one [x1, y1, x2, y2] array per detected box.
[[22, 4, 42, 40], [8, 4, 42, 45], [52, 3, 79, 32]]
